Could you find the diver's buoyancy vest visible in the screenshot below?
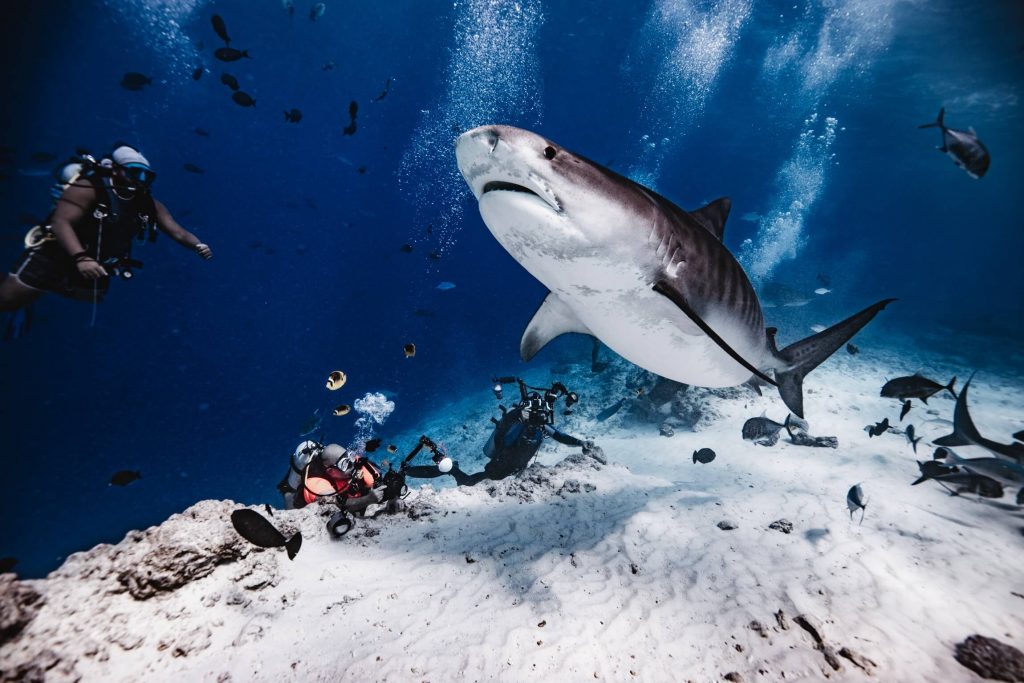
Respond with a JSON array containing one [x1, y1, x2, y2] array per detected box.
[[71, 176, 156, 261]]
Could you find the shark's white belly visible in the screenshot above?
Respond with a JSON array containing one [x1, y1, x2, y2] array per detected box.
[[519, 245, 765, 388]]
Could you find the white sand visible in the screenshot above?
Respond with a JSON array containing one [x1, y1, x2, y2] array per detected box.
[[3, 340, 1023, 682]]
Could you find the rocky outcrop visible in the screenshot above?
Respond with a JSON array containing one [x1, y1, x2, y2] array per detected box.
[[955, 635, 1024, 682], [0, 574, 42, 646]]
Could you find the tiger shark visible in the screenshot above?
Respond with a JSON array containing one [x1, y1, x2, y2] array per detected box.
[[455, 125, 894, 417]]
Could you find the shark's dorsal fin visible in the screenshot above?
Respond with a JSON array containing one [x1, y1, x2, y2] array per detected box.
[[689, 197, 731, 241], [652, 279, 777, 386], [520, 292, 593, 361]]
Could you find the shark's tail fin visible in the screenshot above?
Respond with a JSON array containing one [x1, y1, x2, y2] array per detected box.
[[284, 531, 303, 560], [773, 299, 895, 418], [918, 107, 945, 129], [934, 374, 981, 448]]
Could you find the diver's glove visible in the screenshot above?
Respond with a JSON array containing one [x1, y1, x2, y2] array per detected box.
[[194, 243, 213, 260]]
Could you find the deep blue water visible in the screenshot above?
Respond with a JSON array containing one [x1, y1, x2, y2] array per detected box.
[[1, 0, 1022, 578]]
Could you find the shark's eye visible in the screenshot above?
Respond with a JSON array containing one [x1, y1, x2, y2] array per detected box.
[[543, 145, 557, 160]]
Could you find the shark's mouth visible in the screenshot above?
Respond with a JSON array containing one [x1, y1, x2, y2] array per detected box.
[[481, 179, 561, 213], [482, 180, 537, 197]]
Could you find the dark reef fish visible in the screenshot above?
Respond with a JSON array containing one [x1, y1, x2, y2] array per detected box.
[[935, 377, 1024, 463], [220, 73, 239, 91], [373, 78, 392, 102], [110, 470, 141, 486], [400, 243, 413, 253], [905, 424, 921, 453], [230, 509, 302, 560], [919, 107, 990, 179], [192, 67, 204, 81], [742, 415, 789, 443], [183, 163, 204, 174], [365, 438, 382, 453], [284, 108, 302, 123], [215, 47, 250, 62], [900, 400, 912, 421], [912, 459, 958, 485], [194, 127, 210, 137], [595, 398, 626, 422], [232, 91, 256, 107], [692, 448, 716, 464], [846, 343, 860, 355], [881, 373, 956, 403], [846, 484, 867, 522], [310, 2, 325, 21], [211, 14, 231, 46], [120, 72, 151, 91], [342, 100, 358, 136], [865, 418, 890, 438]]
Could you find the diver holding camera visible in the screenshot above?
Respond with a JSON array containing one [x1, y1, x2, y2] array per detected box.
[[404, 377, 595, 486]]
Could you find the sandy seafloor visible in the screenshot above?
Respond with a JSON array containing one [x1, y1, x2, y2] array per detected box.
[[2, 328, 1023, 682]]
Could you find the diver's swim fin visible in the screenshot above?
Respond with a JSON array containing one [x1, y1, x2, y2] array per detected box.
[[2, 305, 33, 341]]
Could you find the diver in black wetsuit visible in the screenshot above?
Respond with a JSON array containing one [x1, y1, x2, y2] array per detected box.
[[404, 377, 593, 486]]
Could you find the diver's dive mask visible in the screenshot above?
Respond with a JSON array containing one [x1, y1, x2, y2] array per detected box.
[[120, 163, 156, 190]]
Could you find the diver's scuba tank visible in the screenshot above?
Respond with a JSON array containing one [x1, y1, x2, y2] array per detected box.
[[24, 154, 109, 250], [278, 440, 323, 508]]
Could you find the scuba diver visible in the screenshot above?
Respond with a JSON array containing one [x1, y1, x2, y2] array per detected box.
[[278, 439, 404, 536], [404, 377, 594, 486], [0, 145, 213, 338]]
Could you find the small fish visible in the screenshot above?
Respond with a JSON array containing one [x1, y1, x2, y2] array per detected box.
[[231, 91, 256, 107], [900, 400, 912, 421], [692, 448, 716, 464], [322, 61, 335, 71], [436, 281, 456, 290], [342, 101, 358, 136], [194, 127, 210, 137], [263, 504, 274, 517], [404, 343, 416, 358], [333, 404, 351, 416], [911, 459, 958, 485], [865, 418, 890, 438], [846, 343, 860, 355], [814, 288, 831, 295], [365, 438, 382, 453], [214, 47, 250, 62], [211, 14, 231, 46], [326, 370, 347, 390], [110, 470, 142, 486], [357, 166, 367, 174], [905, 424, 921, 453], [373, 78, 392, 102], [0, 557, 17, 574], [846, 484, 867, 522], [387, 444, 398, 453], [595, 398, 626, 422], [881, 373, 956, 403], [120, 72, 152, 91], [192, 67, 204, 81], [282, 0, 295, 16], [428, 250, 441, 261], [310, 2, 326, 21], [183, 163, 204, 174], [220, 73, 239, 91], [230, 509, 302, 560], [284, 108, 302, 123], [742, 415, 786, 441], [919, 107, 990, 179], [809, 324, 826, 333], [400, 243, 413, 253]]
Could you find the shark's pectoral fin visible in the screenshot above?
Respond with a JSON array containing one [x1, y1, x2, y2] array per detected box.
[[651, 279, 776, 387], [520, 292, 592, 361]]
